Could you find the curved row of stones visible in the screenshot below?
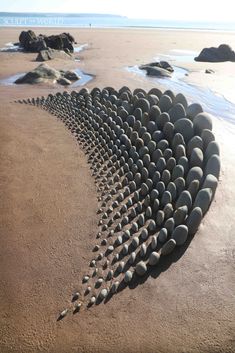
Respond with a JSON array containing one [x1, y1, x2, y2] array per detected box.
[[18, 86, 220, 315]]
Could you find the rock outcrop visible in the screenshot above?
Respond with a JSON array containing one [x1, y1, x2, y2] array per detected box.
[[140, 61, 174, 77], [19, 30, 47, 52], [19, 30, 76, 53], [36, 48, 73, 61], [195, 44, 235, 62], [44, 33, 75, 52], [15, 64, 80, 85]]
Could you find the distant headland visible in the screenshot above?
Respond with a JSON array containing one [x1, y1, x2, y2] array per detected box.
[[0, 12, 126, 18]]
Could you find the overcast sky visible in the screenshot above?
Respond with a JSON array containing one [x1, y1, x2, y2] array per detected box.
[[1, 0, 234, 22]]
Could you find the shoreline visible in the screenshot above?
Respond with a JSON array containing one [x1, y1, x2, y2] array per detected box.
[[1, 25, 235, 34]]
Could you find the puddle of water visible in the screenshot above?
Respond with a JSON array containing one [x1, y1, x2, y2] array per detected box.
[[74, 43, 89, 53], [127, 64, 235, 127], [72, 68, 93, 86], [155, 49, 198, 63], [158, 54, 195, 63], [0, 73, 25, 85], [0, 42, 88, 54], [0, 42, 22, 52], [165, 49, 198, 63], [127, 64, 188, 83], [170, 49, 198, 56], [74, 44, 89, 62]]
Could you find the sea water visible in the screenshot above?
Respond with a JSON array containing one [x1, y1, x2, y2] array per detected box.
[[1, 13, 235, 32]]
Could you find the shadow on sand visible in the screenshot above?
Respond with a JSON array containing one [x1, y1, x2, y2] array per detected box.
[[101, 232, 195, 305]]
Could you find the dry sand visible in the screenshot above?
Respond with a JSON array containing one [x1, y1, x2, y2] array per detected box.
[[0, 27, 235, 353]]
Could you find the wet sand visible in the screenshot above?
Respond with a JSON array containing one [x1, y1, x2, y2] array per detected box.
[[0, 27, 235, 353], [1, 27, 235, 96]]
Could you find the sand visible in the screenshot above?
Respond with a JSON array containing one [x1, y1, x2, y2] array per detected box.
[[0, 27, 235, 353]]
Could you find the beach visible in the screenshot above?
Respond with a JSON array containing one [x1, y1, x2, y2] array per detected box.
[[0, 27, 235, 353]]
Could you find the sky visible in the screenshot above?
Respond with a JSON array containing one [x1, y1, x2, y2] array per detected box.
[[1, 0, 235, 22]]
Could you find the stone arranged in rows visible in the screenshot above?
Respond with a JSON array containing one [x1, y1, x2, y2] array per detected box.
[[18, 85, 220, 312]]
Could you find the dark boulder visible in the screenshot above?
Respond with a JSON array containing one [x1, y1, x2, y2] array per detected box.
[[28, 38, 48, 52], [56, 77, 72, 86], [195, 44, 235, 62], [19, 30, 76, 53], [142, 66, 172, 77], [140, 61, 174, 72], [140, 61, 173, 77], [205, 69, 215, 74], [62, 32, 76, 44], [19, 30, 47, 52], [19, 30, 37, 49], [139, 60, 173, 77], [43, 33, 75, 53], [63, 70, 80, 81]]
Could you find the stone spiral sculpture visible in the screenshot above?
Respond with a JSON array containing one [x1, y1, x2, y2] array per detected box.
[[17, 86, 220, 318]]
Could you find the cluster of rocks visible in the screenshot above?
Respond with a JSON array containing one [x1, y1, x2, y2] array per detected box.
[[195, 44, 235, 62], [18, 30, 76, 62], [15, 63, 80, 86], [19, 30, 76, 53], [17, 86, 220, 315], [139, 61, 174, 78]]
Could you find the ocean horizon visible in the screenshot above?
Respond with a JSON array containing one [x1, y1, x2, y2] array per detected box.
[[0, 12, 235, 32]]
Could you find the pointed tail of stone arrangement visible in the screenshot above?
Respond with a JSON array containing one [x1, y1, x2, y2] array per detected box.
[[17, 86, 220, 317]]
